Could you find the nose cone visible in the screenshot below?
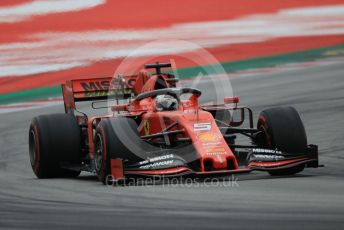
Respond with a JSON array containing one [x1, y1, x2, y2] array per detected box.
[[191, 130, 238, 172], [178, 110, 239, 172], [202, 147, 236, 171]]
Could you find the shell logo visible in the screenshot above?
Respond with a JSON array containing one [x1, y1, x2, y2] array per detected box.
[[197, 132, 220, 142]]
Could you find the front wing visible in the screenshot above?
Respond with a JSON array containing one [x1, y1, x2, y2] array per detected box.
[[109, 145, 320, 180]]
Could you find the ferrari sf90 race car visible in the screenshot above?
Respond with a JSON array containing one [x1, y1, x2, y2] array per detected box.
[[29, 62, 320, 184]]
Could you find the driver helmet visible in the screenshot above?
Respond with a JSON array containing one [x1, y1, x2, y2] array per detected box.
[[155, 95, 178, 111]]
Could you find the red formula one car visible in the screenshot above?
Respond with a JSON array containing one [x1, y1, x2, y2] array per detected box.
[[29, 62, 320, 184]]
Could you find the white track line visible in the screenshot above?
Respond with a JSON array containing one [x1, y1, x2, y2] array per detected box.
[[0, 0, 105, 23]]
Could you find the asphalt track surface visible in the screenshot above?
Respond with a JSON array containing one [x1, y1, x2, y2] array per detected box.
[[0, 62, 344, 229]]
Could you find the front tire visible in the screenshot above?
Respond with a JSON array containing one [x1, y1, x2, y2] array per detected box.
[[257, 106, 308, 176], [94, 117, 142, 184]]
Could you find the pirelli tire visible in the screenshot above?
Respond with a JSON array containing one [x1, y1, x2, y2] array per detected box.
[[257, 106, 308, 176], [29, 114, 82, 178], [94, 117, 142, 184]]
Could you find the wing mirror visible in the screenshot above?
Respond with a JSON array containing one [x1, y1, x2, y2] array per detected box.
[[224, 96, 239, 104]]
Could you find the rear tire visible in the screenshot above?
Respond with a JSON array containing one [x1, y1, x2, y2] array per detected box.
[[29, 114, 82, 178], [257, 106, 307, 176]]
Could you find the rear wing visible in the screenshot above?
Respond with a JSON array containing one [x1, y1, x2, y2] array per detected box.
[[62, 76, 137, 112], [62, 62, 178, 113]]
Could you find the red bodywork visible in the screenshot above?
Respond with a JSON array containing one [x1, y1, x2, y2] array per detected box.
[[61, 63, 320, 180]]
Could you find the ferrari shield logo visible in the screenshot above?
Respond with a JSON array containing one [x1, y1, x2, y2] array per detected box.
[[143, 120, 150, 135]]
